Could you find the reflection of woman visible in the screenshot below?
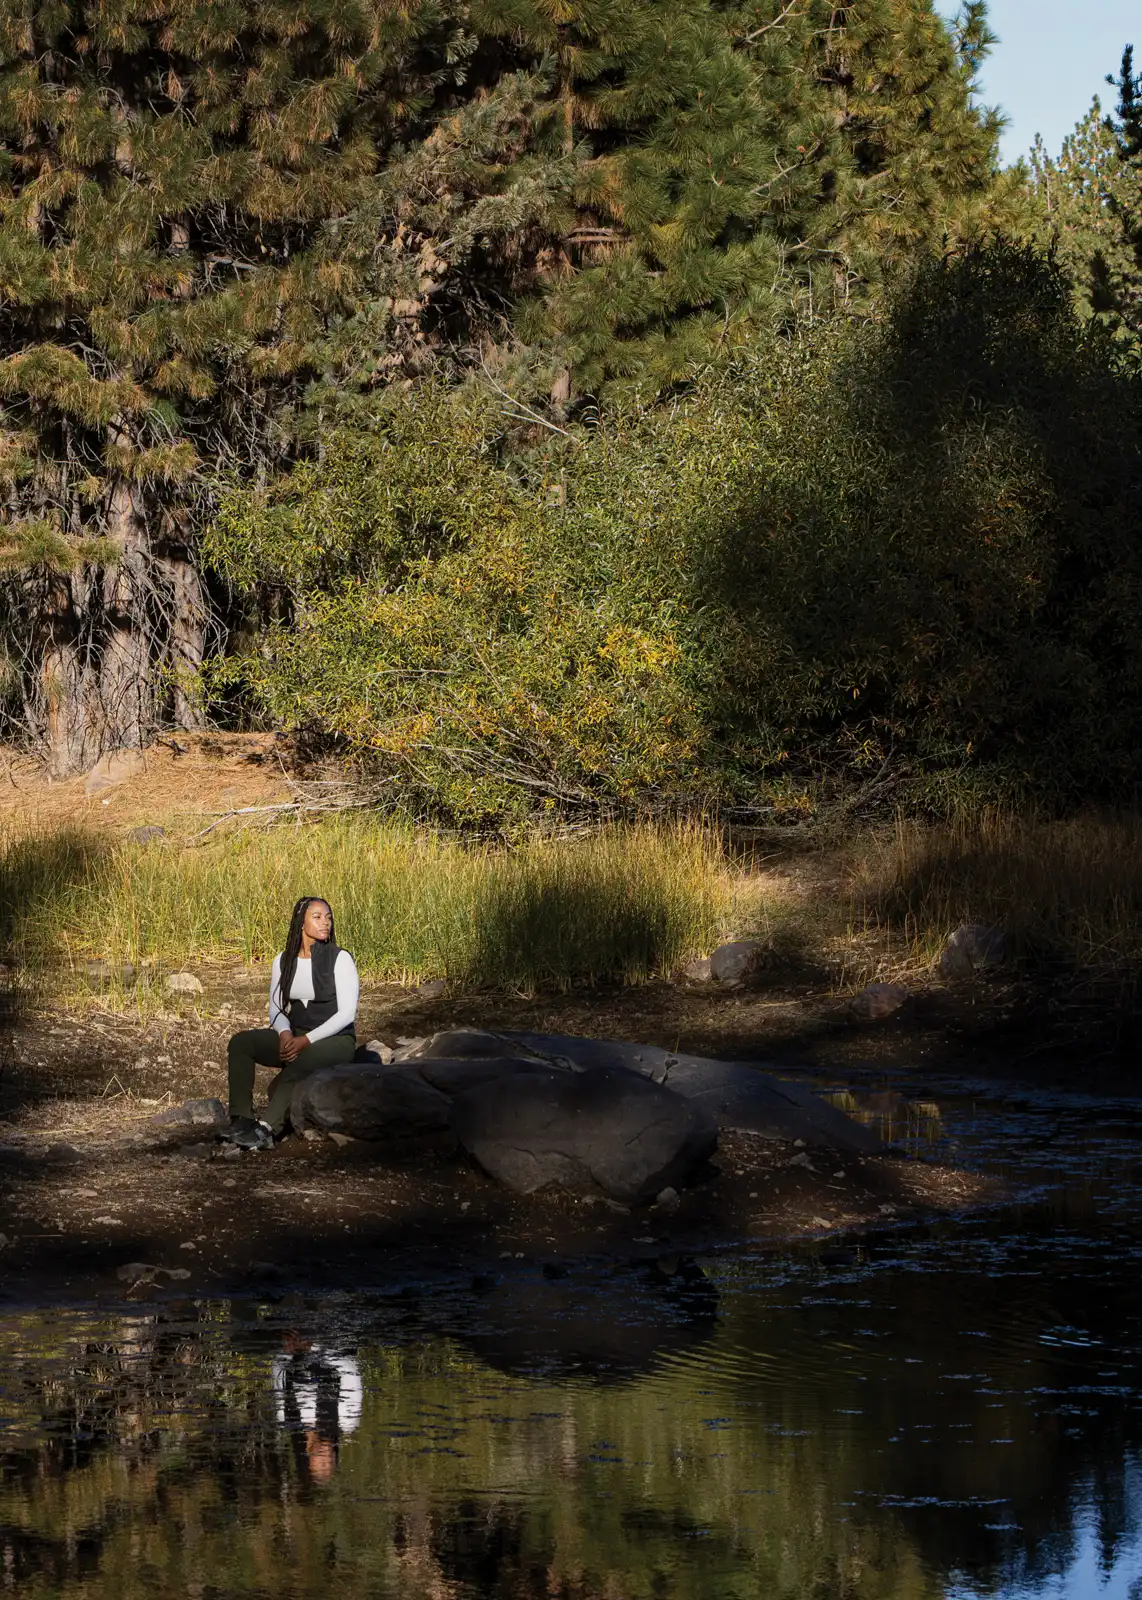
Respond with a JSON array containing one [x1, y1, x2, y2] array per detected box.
[[272, 1338, 363, 1482], [221, 897, 359, 1150]]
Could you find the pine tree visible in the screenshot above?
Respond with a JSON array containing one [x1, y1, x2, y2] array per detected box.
[[1031, 46, 1142, 359], [0, 0, 1028, 770], [518, 0, 1026, 395], [0, 0, 542, 770]]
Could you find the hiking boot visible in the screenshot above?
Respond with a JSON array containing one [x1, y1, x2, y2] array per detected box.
[[219, 1116, 275, 1150]]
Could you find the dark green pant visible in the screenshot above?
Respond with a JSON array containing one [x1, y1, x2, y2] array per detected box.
[[227, 1028, 357, 1135]]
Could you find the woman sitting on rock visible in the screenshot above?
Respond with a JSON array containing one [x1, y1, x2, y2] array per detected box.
[[221, 896, 359, 1150]]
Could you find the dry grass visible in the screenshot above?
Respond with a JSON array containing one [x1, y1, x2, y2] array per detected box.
[[851, 812, 1142, 1003], [0, 816, 782, 1000]]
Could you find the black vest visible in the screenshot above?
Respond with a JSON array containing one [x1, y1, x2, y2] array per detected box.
[[286, 940, 355, 1037]]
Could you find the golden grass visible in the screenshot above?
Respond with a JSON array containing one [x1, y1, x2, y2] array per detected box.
[[0, 816, 778, 997], [851, 812, 1142, 1001]]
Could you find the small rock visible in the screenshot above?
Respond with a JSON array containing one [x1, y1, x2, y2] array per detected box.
[[166, 1267, 191, 1281], [709, 939, 772, 989], [128, 825, 165, 845], [365, 1038, 395, 1063], [45, 1142, 82, 1165], [787, 1151, 815, 1170], [0, 1232, 10, 1250], [179, 1241, 196, 1250], [219, 1145, 242, 1161], [170, 1142, 213, 1161], [654, 1186, 681, 1215], [847, 982, 908, 1022], [676, 956, 713, 986], [93, 1215, 123, 1226], [116, 1261, 156, 1283], [392, 1035, 428, 1059], [149, 1098, 227, 1138], [416, 978, 447, 1000], [328, 1131, 355, 1147], [302, 1128, 324, 1143], [164, 971, 203, 996], [939, 924, 1006, 980], [83, 747, 146, 796]]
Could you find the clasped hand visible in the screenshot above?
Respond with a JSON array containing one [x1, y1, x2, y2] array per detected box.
[[279, 1031, 310, 1064]]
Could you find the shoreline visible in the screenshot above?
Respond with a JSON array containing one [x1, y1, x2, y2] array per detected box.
[[0, 973, 1046, 1308]]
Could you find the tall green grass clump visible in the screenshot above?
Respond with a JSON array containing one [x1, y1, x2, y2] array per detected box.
[[0, 819, 742, 993]]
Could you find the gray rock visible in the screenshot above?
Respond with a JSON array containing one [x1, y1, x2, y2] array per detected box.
[[164, 971, 204, 996], [149, 1097, 228, 1135], [450, 1066, 718, 1202], [659, 1056, 881, 1154], [847, 982, 908, 1021], [291, 1064, 452, 1140], [392, 1035, 429, 1060], [408, 1029, 546, 1063], [128, 824, 166, 845], [169, 1141, 214, 1161], [44, 1141, 83, 1164], [85, 958, 137, 985], [939, 924, 1007, 979], [709, 939, 772, 988], [364, 1038, 395, 1063], [496, 1031, 881, 1153], [84, 747, 146, 795], [417, 978, 447, 999], [677, 956, 713, 985]]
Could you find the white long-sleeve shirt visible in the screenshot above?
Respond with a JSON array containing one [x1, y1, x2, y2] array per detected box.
[[269, 949, 359, 1044]]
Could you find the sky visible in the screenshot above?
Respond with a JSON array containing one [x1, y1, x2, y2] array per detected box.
[[936, 0, 1137, 163]]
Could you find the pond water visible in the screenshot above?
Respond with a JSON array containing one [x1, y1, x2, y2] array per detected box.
[[5, 1071, 1142, 1599]]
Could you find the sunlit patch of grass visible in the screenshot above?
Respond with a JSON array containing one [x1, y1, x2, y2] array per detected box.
[[0, 817, 779, 999]]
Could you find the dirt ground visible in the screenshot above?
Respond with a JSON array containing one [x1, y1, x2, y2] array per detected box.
[[0, 731, 293, 832], [0, 966, 1014, 1307], [0, 736, 1051, 1305]]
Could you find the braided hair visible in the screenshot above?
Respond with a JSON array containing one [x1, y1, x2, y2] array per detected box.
[[276, 896, 336, 1016]]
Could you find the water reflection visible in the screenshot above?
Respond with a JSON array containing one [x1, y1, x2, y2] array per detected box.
[[4, 1087, 1142, 1598], [272, 1336, 363, 1482]]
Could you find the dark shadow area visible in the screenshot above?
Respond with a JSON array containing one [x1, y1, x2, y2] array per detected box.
[[0, 825, 111, 1119], [460, 872, 698, 989], [453, 1257, 719, 1382], [696, 244, 1142, 811]]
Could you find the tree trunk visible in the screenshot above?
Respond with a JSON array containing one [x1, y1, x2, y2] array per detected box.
[[28, 481, 210, 776]]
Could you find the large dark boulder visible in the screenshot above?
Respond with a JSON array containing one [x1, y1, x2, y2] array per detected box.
[[290, 1065, 452, 1140], [417, 1058, 553, 1097], [496, 1032, 881, 1153], [450, 1067, 717, 1201]]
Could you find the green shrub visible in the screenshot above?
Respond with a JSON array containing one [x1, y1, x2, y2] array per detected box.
[[206, 245, 1142, 822]]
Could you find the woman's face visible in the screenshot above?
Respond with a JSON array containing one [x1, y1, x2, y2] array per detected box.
[[302, 900, 332, 943]]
